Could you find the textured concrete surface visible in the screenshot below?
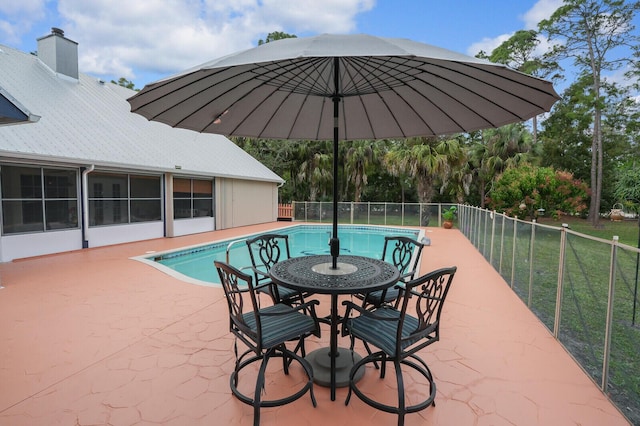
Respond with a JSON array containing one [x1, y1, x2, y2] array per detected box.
[[0, 223, 630, 425]]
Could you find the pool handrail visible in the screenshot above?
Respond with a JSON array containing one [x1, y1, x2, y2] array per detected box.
[[226, 238, 248, 265]]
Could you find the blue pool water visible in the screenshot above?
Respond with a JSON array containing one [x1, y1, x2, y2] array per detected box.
[[139, 225, 422, 285]]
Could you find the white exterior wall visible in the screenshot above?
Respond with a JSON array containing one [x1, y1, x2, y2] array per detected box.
[[0, 176, 278, 262], [86, 221, 165, 248], [173, 216, 216, 236], [216, 178, 278, 229], [1, 229, 83, 262]]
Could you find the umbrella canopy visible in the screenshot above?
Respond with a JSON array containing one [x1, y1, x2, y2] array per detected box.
[[128, 33, 559, 267]]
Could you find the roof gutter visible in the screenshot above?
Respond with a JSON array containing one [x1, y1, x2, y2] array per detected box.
[[81, 164, 94, 248]]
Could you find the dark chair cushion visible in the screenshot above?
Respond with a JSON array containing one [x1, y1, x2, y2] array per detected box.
[[243, 304, 317, 348], [346, 306, 420, 356]]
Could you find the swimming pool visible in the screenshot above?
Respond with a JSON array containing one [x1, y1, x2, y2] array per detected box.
[[134, 224, 424, 286]]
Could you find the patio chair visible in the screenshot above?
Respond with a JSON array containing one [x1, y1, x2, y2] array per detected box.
[[342, 266, 457, 426], [359, 236, 425, 309], [214, 260, 321, 425], [245, 233, 308, 305]]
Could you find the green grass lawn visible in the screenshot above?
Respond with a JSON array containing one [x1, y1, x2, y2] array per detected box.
[[488, 214, 640, 425], [538, 216, 640, 247]]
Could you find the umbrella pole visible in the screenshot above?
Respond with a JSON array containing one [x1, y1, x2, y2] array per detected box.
[[330, 58, 340, 269]]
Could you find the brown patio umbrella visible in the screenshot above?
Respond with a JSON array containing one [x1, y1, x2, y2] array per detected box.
[[128, 33, 559, 268]]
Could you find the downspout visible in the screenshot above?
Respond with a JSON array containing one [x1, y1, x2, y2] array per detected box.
[[81, 165, 94, 248], [277, 180, 285, 219]]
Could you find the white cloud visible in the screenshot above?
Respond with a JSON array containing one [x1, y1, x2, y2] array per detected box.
[[54, 0, 373, 84], [0, 0, 48, 16], [466, 0, 563, 59], [259, 0, 375, 34], [520, 0, 564, 30], [467, 33, 512, 58], [0, 0, 48, 44]]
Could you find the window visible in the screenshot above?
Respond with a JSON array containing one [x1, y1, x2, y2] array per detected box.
[[88, 173, 161, 226], [173, 178, 214, 219], [1, 165, 78, 234]]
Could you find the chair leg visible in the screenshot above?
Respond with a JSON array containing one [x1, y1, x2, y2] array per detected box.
[[346, 351, 436, 425], [362, 341, 380, 370], [394, 359, 406, 426], [254, 350, 272, 426], [409, 354, 436, 407]]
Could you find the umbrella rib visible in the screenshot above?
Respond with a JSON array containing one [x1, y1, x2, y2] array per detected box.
[[341, 57, 417, 138], [225, 58, 334, 138], [177, 59, 320, 134], [130, 68, 233, 123], [370, 56, 548, 130], [281, 59, 334, 140], [346, 55, 490, 133], [349, 56, 450, 134], [178, 69, 266, 132], [129, 34, 560, 141], [416, 60, 554, 122], [356, 55, 556, 129]]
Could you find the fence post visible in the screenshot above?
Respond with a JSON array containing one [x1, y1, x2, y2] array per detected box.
[[489, 210, 496, 266], [528, 219, 536, 307], [367, 202, 370, 225], [602, 235, 618, 392], [477, 207, 482, 248], [554, 223, 569, 338], [350, 201, 354, 224], [499, 214, 506, 276], [510, 217, 518, 289]]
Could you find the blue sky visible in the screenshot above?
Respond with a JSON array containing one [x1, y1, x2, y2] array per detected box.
[[0, 0, 587, 88]]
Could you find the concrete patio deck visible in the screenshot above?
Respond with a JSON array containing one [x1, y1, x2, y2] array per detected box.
[[0, 223, 631, 425]]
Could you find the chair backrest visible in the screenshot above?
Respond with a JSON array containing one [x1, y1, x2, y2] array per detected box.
[[214, 260, 261, 348], [246, 234, 291, 275], [396, 266, 457, 356], [381, 236, 425, 280]]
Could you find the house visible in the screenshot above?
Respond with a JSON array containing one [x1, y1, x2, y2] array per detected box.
[[0, 86, 39, 125], [0, 28, 284, 262]]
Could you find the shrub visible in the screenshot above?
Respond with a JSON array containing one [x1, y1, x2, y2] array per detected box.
[[487, 165, 589, 219]]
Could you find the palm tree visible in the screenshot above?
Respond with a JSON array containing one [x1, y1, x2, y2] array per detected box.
[[385, 137, 464, 203], [344, 140, 378, 202], [470, 124, 533, 207], [298, 150, 333, 201]]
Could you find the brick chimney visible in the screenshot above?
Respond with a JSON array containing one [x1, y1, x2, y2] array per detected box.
[[37, 27, 79, 79]]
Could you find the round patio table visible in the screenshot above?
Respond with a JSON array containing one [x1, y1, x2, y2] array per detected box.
[[270, 254, 400, 401]]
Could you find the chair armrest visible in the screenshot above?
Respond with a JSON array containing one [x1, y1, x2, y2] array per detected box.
[[399, 271, 415, 282], [342, 300, 368, 318], [342, 300, 400, 322], [248, 265, 270, 279], [259, 299, 320, 318], [253, 281, 273, 292], [259, 299, 321, 336]]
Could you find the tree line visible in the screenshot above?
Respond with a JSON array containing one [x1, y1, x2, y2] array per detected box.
[[119, 1, 640, 225], [231, 1, 640, 225]]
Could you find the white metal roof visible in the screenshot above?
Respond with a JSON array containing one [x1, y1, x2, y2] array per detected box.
[[0, 44, 283, 183]]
